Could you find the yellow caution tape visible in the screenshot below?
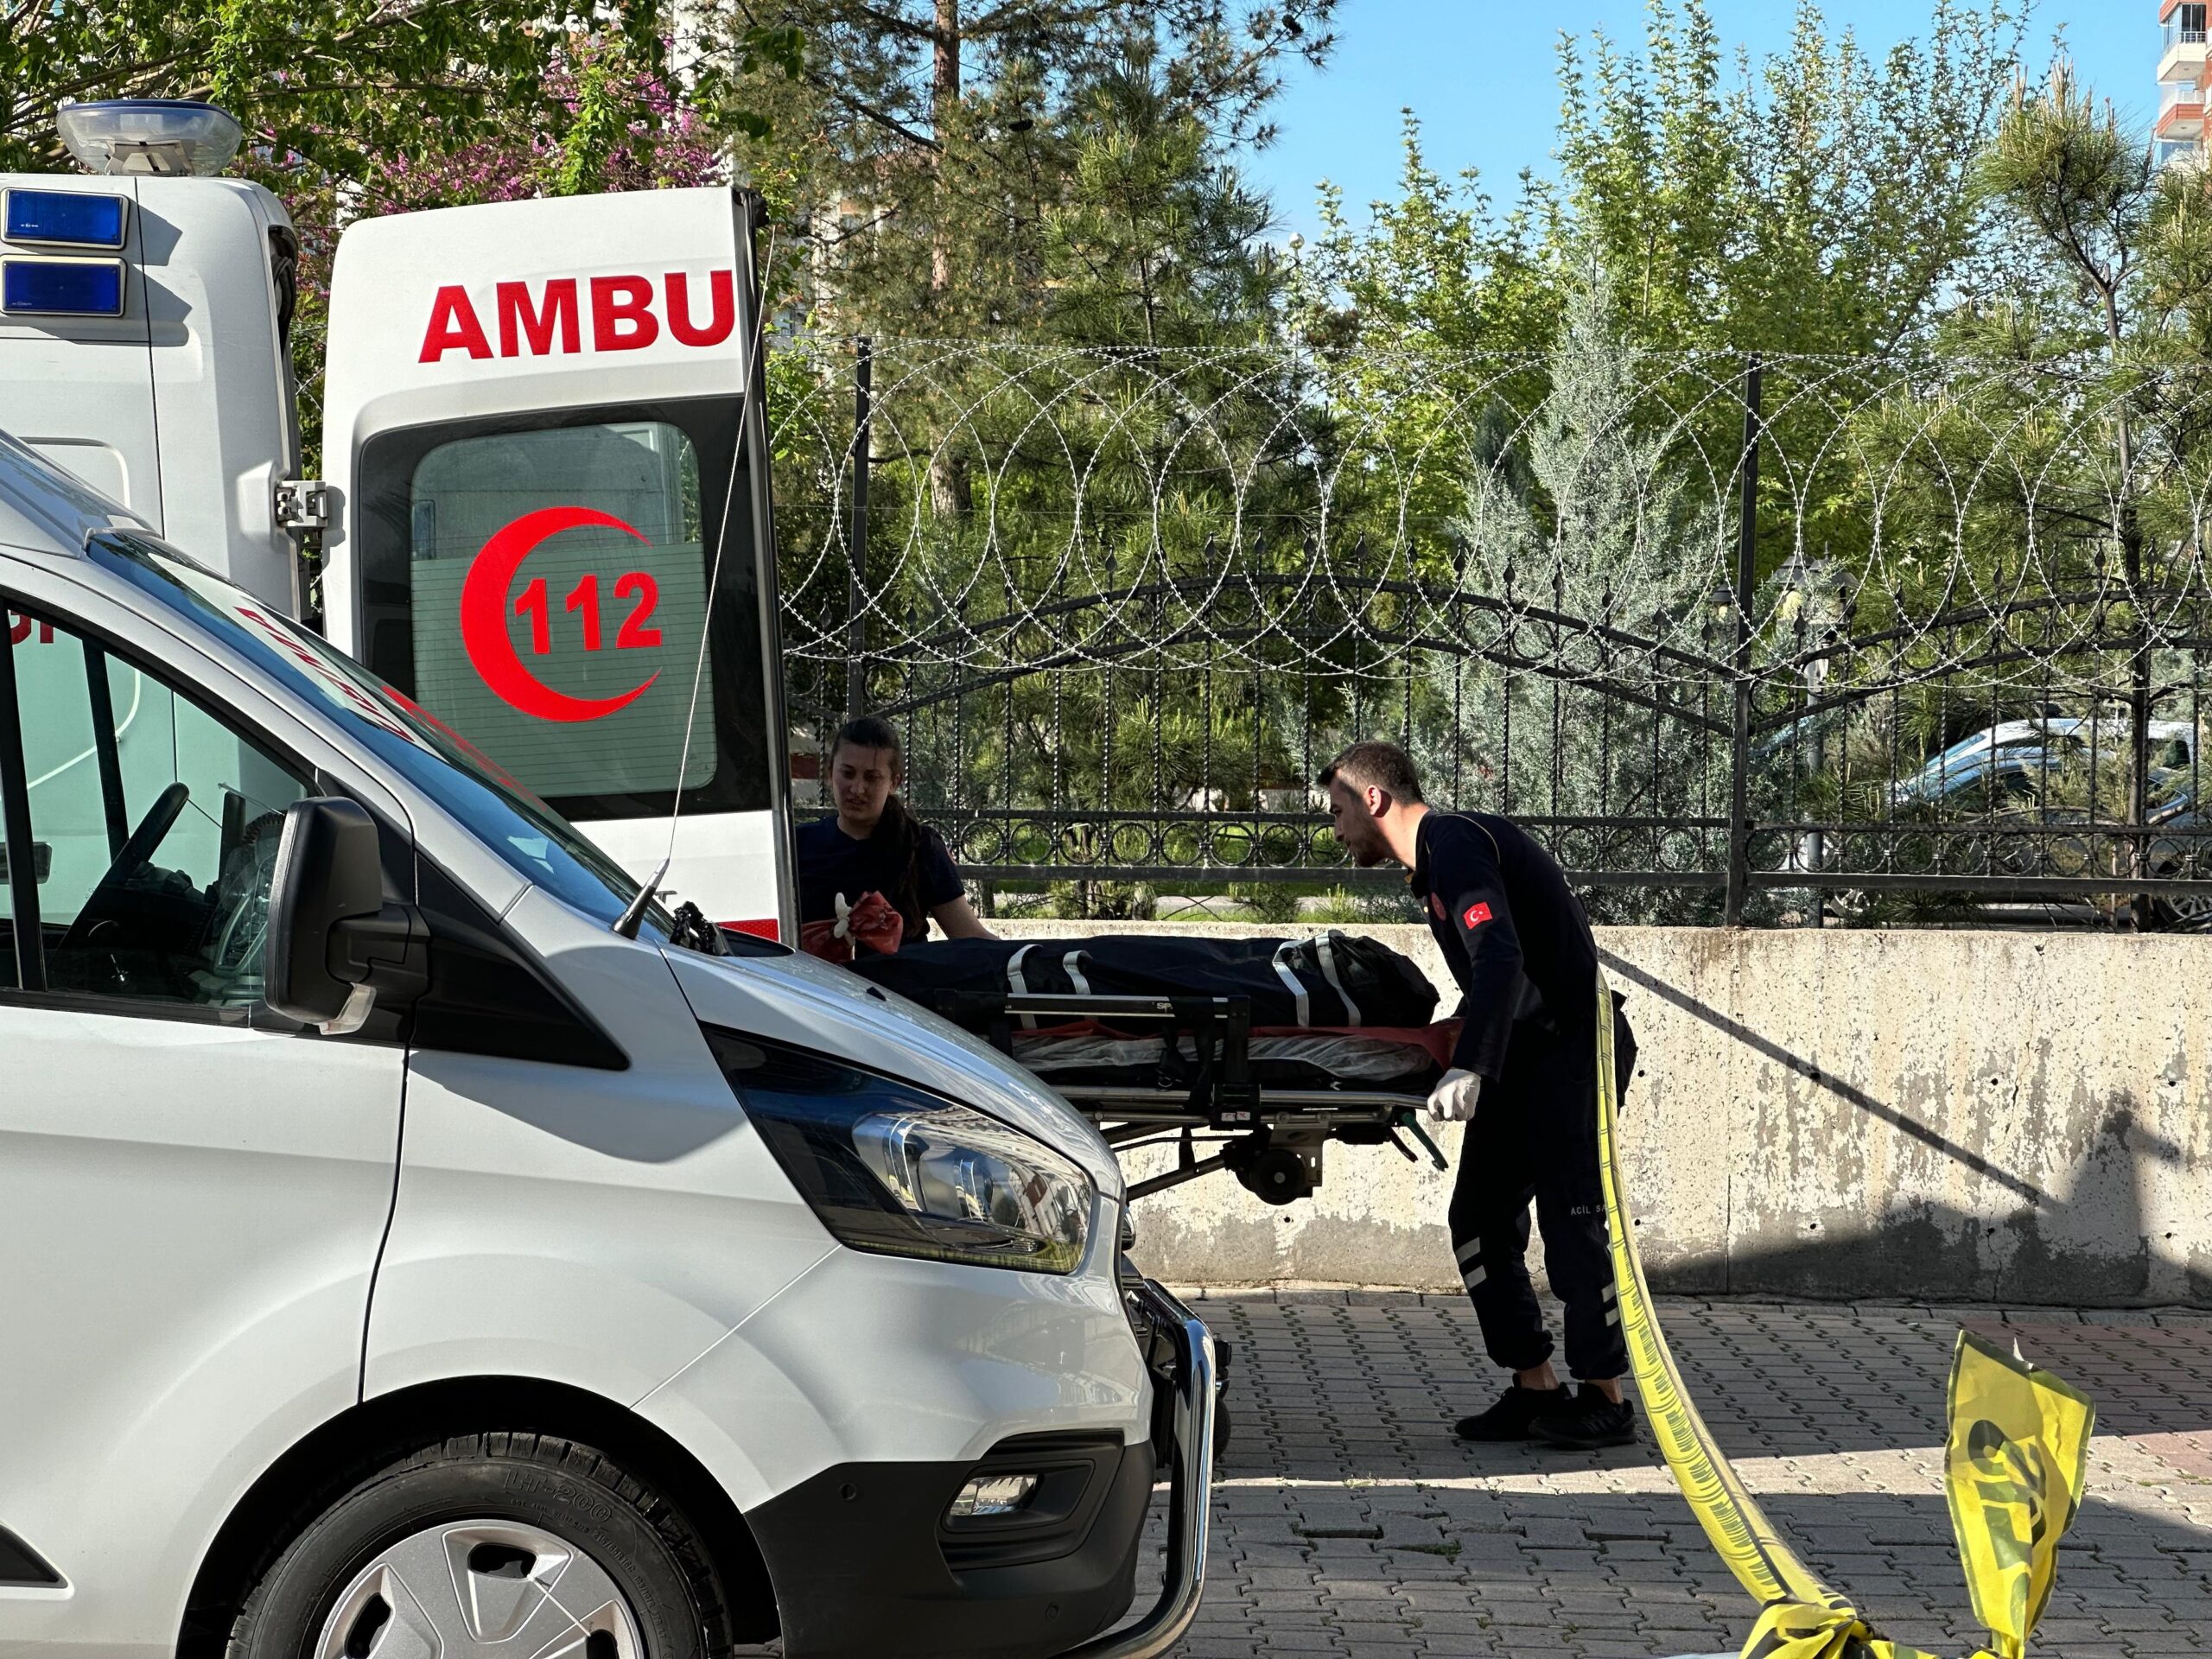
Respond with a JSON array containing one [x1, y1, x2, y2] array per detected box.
[[1736, 1600, 1934, 1659], [1591, 968, 2092, 1659], [1943, 1330, 2094, 1659], [1592, 968, 1854, 1614]]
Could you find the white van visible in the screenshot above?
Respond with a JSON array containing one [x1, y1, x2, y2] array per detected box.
[[0, 441, 1211, 1655]]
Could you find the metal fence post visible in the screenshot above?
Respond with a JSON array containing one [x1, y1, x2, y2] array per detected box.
[[846, 336, 873, 718], [1725, 353, 1763, 927], [2122, 493, 2153, 931]]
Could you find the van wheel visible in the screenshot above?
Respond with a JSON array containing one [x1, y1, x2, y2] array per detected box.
[[226, 1432, 731, 1659]]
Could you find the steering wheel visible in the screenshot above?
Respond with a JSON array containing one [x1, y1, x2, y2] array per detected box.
[[56, 781, 192, 954]]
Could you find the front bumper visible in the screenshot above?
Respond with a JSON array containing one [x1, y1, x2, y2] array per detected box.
[[746, 1279, 1217, 1659]]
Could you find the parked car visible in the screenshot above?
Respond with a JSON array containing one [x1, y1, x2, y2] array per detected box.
[[1891, 718, 2196, 809], [2146, 783, 2212, 931]]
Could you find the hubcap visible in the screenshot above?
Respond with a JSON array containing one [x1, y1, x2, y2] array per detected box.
[[314, 1519, 645, 1659]]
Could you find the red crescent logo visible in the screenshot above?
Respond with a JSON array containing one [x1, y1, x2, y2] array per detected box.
[[459, 506, 661, 722]]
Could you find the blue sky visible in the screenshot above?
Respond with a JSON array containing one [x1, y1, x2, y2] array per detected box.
[[1245, 2, 2149, 241]]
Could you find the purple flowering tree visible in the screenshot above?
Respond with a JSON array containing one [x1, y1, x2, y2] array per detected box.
[[272, 37, 737, 470]]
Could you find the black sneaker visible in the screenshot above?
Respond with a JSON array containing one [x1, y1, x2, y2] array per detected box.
[[1531, 1382, 1639, 1449], [1452, 1383, 1571, 1443]]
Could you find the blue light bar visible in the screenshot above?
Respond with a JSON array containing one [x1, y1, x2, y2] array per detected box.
[[2, 259, 125, 318], [3, 189, 127, 250]]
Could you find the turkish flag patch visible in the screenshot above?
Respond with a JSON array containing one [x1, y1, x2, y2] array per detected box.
[[1463, 901, 1492, 929]]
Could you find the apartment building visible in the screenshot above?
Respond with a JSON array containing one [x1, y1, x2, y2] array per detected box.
[[2159, 1, 2209, 167]]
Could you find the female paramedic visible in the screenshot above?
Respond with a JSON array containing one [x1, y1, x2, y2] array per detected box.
[[796, 714, 995, 957]]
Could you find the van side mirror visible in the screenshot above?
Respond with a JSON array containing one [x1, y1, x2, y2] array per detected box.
[[265, 797, 425, 1033]]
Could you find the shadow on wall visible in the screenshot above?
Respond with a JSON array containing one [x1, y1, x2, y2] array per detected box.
[[1603, 948, 2210, 1307], [1700, 1118, 2209, 1306]]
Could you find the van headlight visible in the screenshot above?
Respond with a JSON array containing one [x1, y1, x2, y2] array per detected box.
[[706, 1028, 1092, 1274]]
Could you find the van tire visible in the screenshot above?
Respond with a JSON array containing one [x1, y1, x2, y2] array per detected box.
[[224, 1431, 731, 1659]]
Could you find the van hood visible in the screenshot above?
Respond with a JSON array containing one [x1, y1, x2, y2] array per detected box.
[[664, 946, 1124, 1198]]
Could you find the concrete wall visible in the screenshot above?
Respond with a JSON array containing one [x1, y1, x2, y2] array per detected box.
[[991, 920, 2212, 1305]]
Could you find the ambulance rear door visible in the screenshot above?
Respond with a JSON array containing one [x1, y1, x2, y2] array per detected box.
[[318, 188, 791, 940]]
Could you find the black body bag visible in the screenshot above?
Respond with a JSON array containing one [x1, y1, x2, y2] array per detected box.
[[849, 931, 1438, 1030]]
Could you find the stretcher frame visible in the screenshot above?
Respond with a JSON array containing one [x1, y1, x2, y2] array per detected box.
[[917, 988, 1450, 1204]]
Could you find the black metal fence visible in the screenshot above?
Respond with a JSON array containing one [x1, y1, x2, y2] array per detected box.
[[769, 339, 2212, 928]]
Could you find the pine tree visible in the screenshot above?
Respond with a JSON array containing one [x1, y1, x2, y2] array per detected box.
[[1414, 277, 1726, 923]]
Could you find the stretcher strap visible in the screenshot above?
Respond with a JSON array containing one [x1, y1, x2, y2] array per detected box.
[[1269, 943, 1310, 1027], [1064, 950, 1092, 994], [1314, 931, 1362, 1027], [1007, 944, 1038, 1029]]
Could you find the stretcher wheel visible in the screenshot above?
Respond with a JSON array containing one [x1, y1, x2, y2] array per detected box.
[[1234, 1146, 1313, 1206]]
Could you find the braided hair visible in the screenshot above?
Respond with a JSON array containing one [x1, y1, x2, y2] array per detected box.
[[830, 715, 935, 938]]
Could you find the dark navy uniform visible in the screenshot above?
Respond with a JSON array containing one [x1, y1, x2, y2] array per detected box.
[[1412, 810, 1630, 1383]]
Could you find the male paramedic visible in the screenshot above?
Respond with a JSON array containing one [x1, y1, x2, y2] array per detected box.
[[1320, 741, 1637, 1450]]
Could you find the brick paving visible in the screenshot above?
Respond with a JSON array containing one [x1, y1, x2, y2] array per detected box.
[[1128, 1292, 2212, 1657]]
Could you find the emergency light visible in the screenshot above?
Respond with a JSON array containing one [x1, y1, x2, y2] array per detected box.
[[1, 258, 125, 318], [3, 188, 128, 249], [56, 100, 243, 179]]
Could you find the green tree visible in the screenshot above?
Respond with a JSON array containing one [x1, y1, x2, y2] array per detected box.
[[1285, 116, 1562, 550], [1284, 1, 2031, 611], [1967, 64, 2159, 359], [1942, 65, 2212, 915], [1042, 40, 1280, 351], [704, 0, 1336, 334], [1556, 0, 2027, 355], [1414, 277, 1729, 921], [715, 2, 1336, 538], [1290, 113, 1560, 365], [758, 5, 1343, 830], [1, 0, 563, 182], [1731, 65, 2212, 925]]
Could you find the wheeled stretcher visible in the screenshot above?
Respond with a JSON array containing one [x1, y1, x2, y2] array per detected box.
[[872, 975, 1456, 1205], [850, 931, 1456, 1202]]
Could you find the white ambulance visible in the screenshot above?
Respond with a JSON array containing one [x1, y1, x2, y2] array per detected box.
[[0, 101, 1213, 1659], [3, 98, 791, 938]]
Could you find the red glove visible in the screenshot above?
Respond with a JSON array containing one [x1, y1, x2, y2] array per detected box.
[[798, 891, 906, 964], [844, 890, 906, 956]]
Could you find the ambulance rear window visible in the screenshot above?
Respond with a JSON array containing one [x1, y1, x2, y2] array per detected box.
[[353, 400, 771, 824]]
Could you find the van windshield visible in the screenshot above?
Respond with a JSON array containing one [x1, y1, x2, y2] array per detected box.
[[87, 530, 672, 936]]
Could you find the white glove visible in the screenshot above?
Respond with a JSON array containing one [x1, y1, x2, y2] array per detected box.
[[1426, 1067, 1482, 1122]]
